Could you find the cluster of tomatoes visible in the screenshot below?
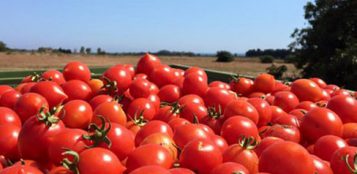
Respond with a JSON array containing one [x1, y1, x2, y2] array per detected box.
[[0, 53, 357, 174]]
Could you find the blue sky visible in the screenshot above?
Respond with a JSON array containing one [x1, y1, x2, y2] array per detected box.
[[0, 0, 309, 53]]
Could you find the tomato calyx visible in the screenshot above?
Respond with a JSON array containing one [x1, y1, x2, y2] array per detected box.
[[231, 74, 242, 82], [238, 136, 258, 150], [207, 106, 223, 120], [82, 116, 112, 148], [101, 77, 118, 95], [36, 106, 62, 127], [343, 153, 357, 174], [61, 150, 80, 174], [129, 110, 148, 127]]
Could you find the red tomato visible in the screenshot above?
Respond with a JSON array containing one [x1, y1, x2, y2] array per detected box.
[[331, 89, 351, 97], [247, 97, 272, 127], [272, 81, 290, 94], [291, 79, 323, 102], [209, 81, 230, 89], [220, 116, 260, 145], [295, 101, 317, 111], [301, 107, 343, 143], [252, 73, 275, 93], [88, 94, 113, 110], [168, 117, 190, 132], [182, 73, 208, 97], [134, 73, 148, 80], [63, 61, 91, 82], [0, 85, 13, 96], [273, 91, 299, 112], [15, 92, 49, 122], [184, 66, 208, 80], [129, 79, 155, 98], [180, 103, 208, 122], [136, 53, 161, 75], [153, 105, 179, 122], [210, 162, 249, 174], [178, 94, 205, 106], [140, 133, 177, 161], [157, 84, 181, 103], [310, 77, 327, 88], [48, 166, 73, 174], [42, 69, 66, 85], [313, 135, 347, 161], [270, 105, 288, 122], [179, 139, 222, 174], [30, 81, 68, 108], [259, 141, 315, 174], [311, 155, 333, 174], [123, 64, 135, 78], [0, 107, 21, 127], [260, 124, 301, 143], [343, 123, 357, 139], [102, 65, 132, 95], [19, 82, 36, 94], [60, 100, 93, 129], [204, 87, 237, 113], [169, 168, 195, 174], [330, 146, 357, 174], [93, 101, 127, 126], [126, 144, 173, 172], [87, 79, 104, 94], [289, 109, 307, 121], [134, 120, 173, 146], [229, 77, 253, 96], [272, 113, 300, 127], [173, 123, 211, 149], [210, 134, 229, 153], [149, 65, 176, 88], [327, 95, 357, 123], [223, 99, 259, 124], [0, 164, 43, 174], [0, 90, 21, 109], [147, 94, 160, 111], [321, 89, 332, 100], [61, 80, 92, 101], [130, 165, 170, 174], [254, 137, 284, 157], [0, 125, 20, 160], [127, 98, 156, 120]]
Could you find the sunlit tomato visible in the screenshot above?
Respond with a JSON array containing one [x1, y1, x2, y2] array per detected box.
[[180, 103, 208, 122], [88, 94, 113, 110], [209, 81, 230, 89], [247, 97, 272, 127], [223, 99, 259, 124], [123, 64, 135, 77], [200, 114, 224, 135], [295, 101, 317, 111], [204, 87, 236, 112], [327, 95, 357, 123], [254, 137, 284, 157], [229, 77, 253, 96], [63, 61, 91, 82], [313, 135, 347, 161], [48, 166, 73, 174], [259, 141, 315, 174], [149, 65, 176, 88], [301, 107, 343, 143], [136, 53, 161, 75], [102, 65, 132, 95], [129, 79, 154, 98], [87, 79, 103, 94], [182, 73, 208, 97], [127, 98, 156, 120], [0, 85, 13, 96], [12, 160, 43, 171], [210, 134, 229, 153], [311, 155, 333, 174], [157, 84, 181, 103], [330, 146, 357, 174], [0, 164, 43, 174], [30, 81, 68, 108], [220, 116, 260, 145], [42, 69, 66, 85], [147, 94, 160, 111], [61, 80, 92, 101], [19, 82, 37, 94], [331, 89, 351, 97], [48, 128, 88, 165], [184, 66, 208, 80], [179, 139, 222, 174], [289, 109, 307, 121], [0, 107, 21, 127], [272, 113, 300, 127], [310, 77, 327, 88], [134, 73, 148, 80], [210, 162, 249, 174], [178, 94, 205, 106], [291, 79, 323, 102], [93, 101, 126, 126], [15, 92, 49, 122], [0, 125, 20, 160], [153, 105, 179, 122], [77, 147, 125, 174], [260, 124, 300, 143], [252, 73, 275, 93], [135, 120, 173, 146], [60, 100, 93, 129], [168, 117, 190, 132], [272, 81, 290, 94], [126, 144, 173, 172], [173, 123, 211, 149], [273, 91, 299, 112], [140, 133, 178, 160], [0, 90, 20, 109], [130, 165, 170, 174], [342, 123, 357, 139], [321, 89, 331, 100], [169, 168, 195, 174]]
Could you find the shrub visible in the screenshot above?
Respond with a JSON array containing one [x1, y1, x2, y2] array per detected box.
[[216, 51, 234, 62], [260, 55, 274, 63], [266, 64, 287, 79]]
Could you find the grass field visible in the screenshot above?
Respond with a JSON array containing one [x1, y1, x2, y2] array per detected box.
[[0, 52, 297, 77]]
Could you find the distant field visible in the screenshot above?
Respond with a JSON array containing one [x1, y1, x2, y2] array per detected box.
[[0, 52, 297, 77]]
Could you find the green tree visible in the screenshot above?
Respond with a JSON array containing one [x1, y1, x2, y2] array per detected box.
[[290, 0, 357, 89], [85, 48, 91, 54], [0, 41, 8, 52], [80, 46, 85, 54], [216, 51, 234, 62]]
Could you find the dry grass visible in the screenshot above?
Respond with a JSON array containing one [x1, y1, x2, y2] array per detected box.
[[0, 52, 297, 76]]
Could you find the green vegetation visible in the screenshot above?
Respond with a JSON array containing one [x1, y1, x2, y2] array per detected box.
[[216, 51, 234, 62], [260, 55, 274, 63], [0, 41, 8, 52]]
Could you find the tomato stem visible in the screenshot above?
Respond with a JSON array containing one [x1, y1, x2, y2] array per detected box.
[[61, 150, 80, 174], [343, 153, 357, 174], [82, 115, 112, 148]]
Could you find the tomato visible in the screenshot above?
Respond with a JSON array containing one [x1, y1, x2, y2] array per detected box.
[[272, 113, 300, 127], [273, 91, 299, 112], [157, 84, 181, 103], [272, 81, 290, 94], [223, 99, 259, 124], [0, 125, 20, 160], [252, 73, 275, 93], [48, 128, 88, 165], [178, 94, 205, 106], [0, 90, 21, 109], [295, 101, 317, 111], [87, 79, 104, 94], [180, 103, 208, 122], [259, 141, 315, 174], [60, 100, 93, 129], [210, 162, 249, 174], [19, 82, 36, 94], [147, 94, 160, 111], [129, 79, 155, 98], [102, 65, 132, 95], [62, 61, 91, 82], [229, 77, 253, 96], [310, 77, 327, 88], [321, 89, 332, 100], [289, 109, 307, 121], [149, 65, 176, 88], [209, 81, 230, 90], [173, 123, 211, 149], [0, 85, 13, 96], [130, 165, 170, 174], [0, 107, 21, 127], [301, 107, 343, 143], [291, 79, 323, 102], [179, 139, 222, 174], [223, 137, 259, 173], [327, 95, 357, 123], [168, 117, 190, 132], [127, 98, 156, 120], [247, 97, 272, 127], [126, 144, 173, 172], [42, 69, 66, 85], [270, 105, 288, 122], [140, 133, 177, 160], [204, 87, 236, 113], [325, 84, 340, 91], [313, 135, 347, 161], [18, 113, 65, 162], [15, 92, 49, 122], [0, 164, 43, 174], [200, 113, 224, 134], [88, 94, 113, 110], [184, 66, 208, 80], [254, 137, 284, 157], [169, 168, 195, 174], [93, 101, 127, 126], [311, 155, 333, 174], [330, 146, 357, 174], [61, 80, 92, 101], [136, 53, 161, 75], [153, 105, 179, 122], [126, 116, 147, 136], [260, 124, 300, 143], [331, 89, 351, 97], [134, 73, 148, 80], [220, 116, 259, 145], [48, 166, 73, 174], [209, 134, 228, 153], [182, 73, 208, 97], [342, 123, 357, 139], [30, 81, 68, 108], [135, 120, 173, 146]]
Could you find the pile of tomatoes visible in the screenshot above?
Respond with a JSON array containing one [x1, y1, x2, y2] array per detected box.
[[0, 53, 357, 174]]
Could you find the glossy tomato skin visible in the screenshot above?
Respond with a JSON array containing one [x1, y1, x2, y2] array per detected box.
[[182, 73, 208, 97], [78, 148, 125, 174], [179, 139, 223, 174], [0, 107, 21, 127], [169, 168, 195, 174], [87, 79, 104, 94], [130, 165, 170, 174], [168, 117, 190, 132], [260, 124, 301, 143], [14, 92, 49, 122], [0, 164, 43, 174], [140, 133, 178, 161], [311, 155, 333, 174], [327, 95, 357, 123], [157, 84, 181, 103], [223, 144, 259, 173], [0, 90, 21, 109], [210, 162, 249, 174], [259, 141, 315, 174], [136, 53, 161, 75], [204, 87, 237, 113], [301, 107, 343, 143], [149, 65, 176, 88], [61, 80, 92, 101], [30, 81, 68, 108], [252, 73, 275, 93], [88, 94, 113, 110], [173, 123, 211, 149], [220, 116, 260, 145], [342, 123, 357, 139], [61, 100, 93, 129], [153, 105, 179, 122], [19, 82, 37, 94], [330, 146, 357, 174], [129, 79, 154, 98], [209, 81, 230, 90], [63, 61, 91, 82], [310, 77, 327, 88], [178, 94, 205, 106], [48, 166, 73, 174], [229, 77, 253, 96], [126, 144, 173, 173], [180, 103, 208, 122], [295, 101, 317, 111], [291, 79, 323, 102], [0, 125, 20, 160], [42, 69, 66, 85], [127, 98, 156, 121], [103, 65, 132, 95], [313, 135, 347, 161], [254, 137, 284, 157], [223, 99, 259, 124], [247, 97, 272, 127], [0, 85, 13, 96], [273, 91, 299, 112], [184, 66, 208, 80], [134, 120, 173, 146], [93, 101, 126, 126]]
